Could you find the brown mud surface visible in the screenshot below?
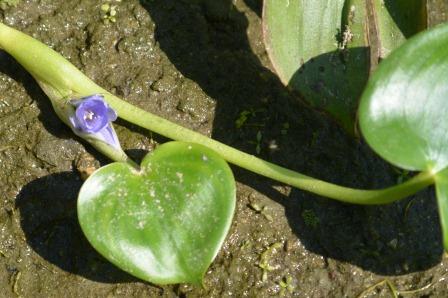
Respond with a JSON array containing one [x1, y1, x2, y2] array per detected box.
[[0, 0, 447, 297]]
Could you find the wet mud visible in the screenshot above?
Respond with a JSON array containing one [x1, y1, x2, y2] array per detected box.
[[0, 0, 447, 297]]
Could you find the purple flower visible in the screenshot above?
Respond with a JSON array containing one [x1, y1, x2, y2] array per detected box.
[[69, 94, 121, 150]]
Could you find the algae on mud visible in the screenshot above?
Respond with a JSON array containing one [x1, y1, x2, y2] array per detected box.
[[0, 0, 448, 297]]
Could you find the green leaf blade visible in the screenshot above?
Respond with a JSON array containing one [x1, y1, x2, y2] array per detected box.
[[263, 0, 426, 133], [263, 0, 345, 84], [78, 142, 236, 285], [374, 0, 426, 58], [359, 23, 448, 173], [263, 0, 369, 133]]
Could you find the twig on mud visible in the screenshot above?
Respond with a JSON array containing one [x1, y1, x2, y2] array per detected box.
[[357, 273, 448, 298]]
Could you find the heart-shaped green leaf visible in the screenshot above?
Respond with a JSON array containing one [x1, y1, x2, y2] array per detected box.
[[359, 24, 448, 173], [77, 141, 236, 285]]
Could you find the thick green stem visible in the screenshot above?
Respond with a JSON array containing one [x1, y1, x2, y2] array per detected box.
[[0, 22, 435, 204], [104, 95, 435, 204]]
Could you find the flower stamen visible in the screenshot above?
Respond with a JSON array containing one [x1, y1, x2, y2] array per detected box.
[[84, 110, 95, 121]]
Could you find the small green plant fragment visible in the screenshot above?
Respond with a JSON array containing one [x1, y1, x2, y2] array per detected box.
[[279, 275, 295, 295], [357, 279, 398, 298], [235, 108, 265, 129], [403, 197, 417, 222], [258, 242, 283, 282], [248, 201, 273, 221], [11, 271, 21, 296], [0, 0, 19, 9], [78, 141, 236, 284], [255, 131, 262, 154], [100, 1, 118, 24], [358, 273, 448, 298], [301, 209, 319, 228], [248, 201, 263, 212], [280, 122, 289, 135], [261, 208, 273, 222], [235, 110, 252, 129], [393, 167, 411, 184], [247, 130, 263, 154], [240, 240, 252, 250], [397, 273, 448, 295], [387, 238, 398, 250]]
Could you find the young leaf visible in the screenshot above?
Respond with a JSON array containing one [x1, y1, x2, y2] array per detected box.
[[78, 142, 236, 284], [263, 0, 426, 133], [263, 0, 370, 133]]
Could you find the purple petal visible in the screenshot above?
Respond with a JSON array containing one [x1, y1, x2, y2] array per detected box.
[[68, 94, 121, 151], [107, 107, 118, 122], [93, 123, 121, 151], [68, 114, 79, 130], [74, 99, 109, 133]]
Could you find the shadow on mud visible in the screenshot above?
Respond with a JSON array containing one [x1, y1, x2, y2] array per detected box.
[[0, 52, 72, 138], [141, 0, 443, 275], [14, 172, 140, 283], [0, 52, 136, 283], [0, 0, 442, 282]]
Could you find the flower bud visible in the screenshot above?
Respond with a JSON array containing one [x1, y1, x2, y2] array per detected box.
[[68, 94, 122, 152]]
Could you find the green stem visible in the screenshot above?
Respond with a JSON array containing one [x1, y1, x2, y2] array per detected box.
[[103, 94, 434, 204], [0, 22, 435, 204]]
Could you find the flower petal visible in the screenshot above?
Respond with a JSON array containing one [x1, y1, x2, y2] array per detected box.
[[107, 107, 118, 122], [67, 94, 122, 151], [74, 99, 109, 133]]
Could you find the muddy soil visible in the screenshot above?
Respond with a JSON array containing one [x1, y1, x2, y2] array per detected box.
[[0, 0, 447, 297]]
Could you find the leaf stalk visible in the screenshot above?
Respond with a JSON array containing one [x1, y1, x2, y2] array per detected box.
[[0, 22, 434, 204]]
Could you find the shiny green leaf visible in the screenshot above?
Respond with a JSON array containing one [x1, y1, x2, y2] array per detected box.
[[263, 0, 370, 133], [262, 0, 426, 133], [359, 24, 448, 173], [373, 0, 426, 58], [78, 142, 236, 285]]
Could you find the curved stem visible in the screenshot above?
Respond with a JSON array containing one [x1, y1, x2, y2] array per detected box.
[[0, 22, 435, 203], [104, 93, 435, 205]]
